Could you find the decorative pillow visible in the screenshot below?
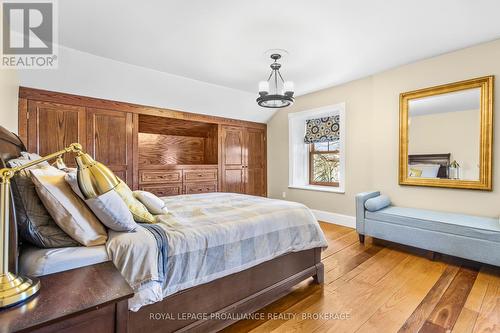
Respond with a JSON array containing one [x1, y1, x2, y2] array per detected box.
[[134, 190, 169, 215], [30, 166, 107, 246], [365, 195, 391, 212], [8, 152, 49, 176], [410, 164, 440, 178], [7, 154, 78, 248], [114, 180, 155, 223], [65, 172, 138, 232], [409, 168, 423, 177]]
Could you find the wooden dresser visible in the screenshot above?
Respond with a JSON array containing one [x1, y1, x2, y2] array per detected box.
[[18, 87, 267, 197], [0, 262, 133, 333], [136, 114, 220, 196], [139, 165, 218, 196]]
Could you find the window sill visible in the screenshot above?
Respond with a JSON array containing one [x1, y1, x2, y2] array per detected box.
[[288, 185, 345, 194]]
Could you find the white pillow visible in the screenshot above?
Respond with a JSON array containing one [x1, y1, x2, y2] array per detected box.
[[133, 191, 169, 215], [410, 164, 440, 178], [65, 172, 138, 232], [30, 166, 107, 246]]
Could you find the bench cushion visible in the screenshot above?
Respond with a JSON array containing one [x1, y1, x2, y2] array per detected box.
[[366, 206, 500, 242]]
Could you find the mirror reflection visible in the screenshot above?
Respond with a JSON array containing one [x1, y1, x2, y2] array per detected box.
[[407, 88, 480, 181]]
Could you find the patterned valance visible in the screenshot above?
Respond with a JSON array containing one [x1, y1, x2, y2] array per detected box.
[[304, 115, 340, 144]]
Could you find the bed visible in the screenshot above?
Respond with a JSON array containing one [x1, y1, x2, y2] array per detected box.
[[0, 126, 327, 333], [408, 153, 450, 178]]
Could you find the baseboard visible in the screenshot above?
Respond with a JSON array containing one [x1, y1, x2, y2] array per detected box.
[[311, 209, 355, 228]]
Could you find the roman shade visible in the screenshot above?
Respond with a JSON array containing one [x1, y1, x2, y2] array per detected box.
[[304, 115, 340, 144]]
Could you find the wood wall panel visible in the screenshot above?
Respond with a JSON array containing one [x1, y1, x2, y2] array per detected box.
[[222, 127, 245, 166], [26, 100, 86, 166], [139, 114, 216, 138], [18, 87, 266, 194], [139, 133, 206, 165], [87, 108, 134, 187], [112, 170, 128, 182], [222, 169, 245, 194], [221, 126, 246, 194], [132, 113, 139, 190], [204, 126, 218, 164], [220, 126, 267, 196], [246, 168, 265, 197], [18, 98, 28, 144], [246, 128, 266, 196], [20, 87, 266, 129], [139, 114, 218, 165]]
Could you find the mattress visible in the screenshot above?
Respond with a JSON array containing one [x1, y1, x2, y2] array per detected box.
[[19, 245, 109, 277]]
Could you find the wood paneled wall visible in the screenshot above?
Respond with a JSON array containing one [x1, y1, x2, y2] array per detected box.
[[139, 133, 206, 165], [220, 126, 267, 196], [18, 87, 267, 195], [137, 114, 219, 166]]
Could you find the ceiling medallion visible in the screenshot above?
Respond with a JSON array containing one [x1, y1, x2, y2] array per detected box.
[[256, 53, 294, 108]]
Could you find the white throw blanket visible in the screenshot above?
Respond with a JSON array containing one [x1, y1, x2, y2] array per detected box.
[[106, 193, 328, 311]]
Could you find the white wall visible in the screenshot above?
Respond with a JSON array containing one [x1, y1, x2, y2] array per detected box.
[[268, 38, 500, 218], [0, 69, 19, 133], [18, 45, 270, 123]]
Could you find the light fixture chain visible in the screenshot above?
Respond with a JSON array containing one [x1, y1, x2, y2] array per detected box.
[[275, 69, 278, 94]]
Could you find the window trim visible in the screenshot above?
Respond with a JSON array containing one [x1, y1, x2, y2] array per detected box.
[[288, 103, 346, 194], [309, 144, 340, 187]]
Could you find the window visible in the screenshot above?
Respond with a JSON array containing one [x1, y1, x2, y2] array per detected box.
[[288, 103, 345, 193], [309, 141, 340, 187]]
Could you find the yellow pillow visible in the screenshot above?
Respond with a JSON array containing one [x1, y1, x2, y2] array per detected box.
[[409, 168, 423, 177], [114, 179, 155, 223]]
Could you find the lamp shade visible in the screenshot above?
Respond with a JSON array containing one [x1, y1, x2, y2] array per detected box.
[[75, 153, 119, 199], [258, 81, 269, 95], [283, 81, 294, 95]]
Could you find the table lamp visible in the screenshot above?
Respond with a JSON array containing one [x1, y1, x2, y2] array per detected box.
[[0, 143, 119, 308]]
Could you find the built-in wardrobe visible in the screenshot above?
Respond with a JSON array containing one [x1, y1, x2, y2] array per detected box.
[[18, 87, 267, 197]]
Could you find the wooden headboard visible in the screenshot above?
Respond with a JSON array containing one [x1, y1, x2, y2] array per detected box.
[[0, 126, 26, 274], [408, 153, 451, 178]]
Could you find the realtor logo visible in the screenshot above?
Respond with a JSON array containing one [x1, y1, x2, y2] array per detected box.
[[1, 0, 58, 68]]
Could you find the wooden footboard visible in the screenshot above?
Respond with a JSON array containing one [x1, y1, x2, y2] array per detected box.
[[129, 247, 323, 333]]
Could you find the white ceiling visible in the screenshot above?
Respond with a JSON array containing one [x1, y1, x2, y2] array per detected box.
[[58, 0, 500, 97], [409, 88, 480, 116]]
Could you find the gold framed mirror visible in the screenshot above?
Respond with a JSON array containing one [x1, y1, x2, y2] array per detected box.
[[399, 76, 494, 190]]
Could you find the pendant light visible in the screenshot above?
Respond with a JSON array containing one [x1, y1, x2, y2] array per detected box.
[[256, 54, 294, 108]]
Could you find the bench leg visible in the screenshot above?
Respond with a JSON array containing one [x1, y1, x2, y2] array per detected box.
[[426, 250, 436, 261], [358, 234, 365, 244]]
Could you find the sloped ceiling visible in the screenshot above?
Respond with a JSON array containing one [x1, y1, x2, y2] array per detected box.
[[24, 0, 500, 122]]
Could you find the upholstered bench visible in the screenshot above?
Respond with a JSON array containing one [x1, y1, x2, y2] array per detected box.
[[356, 191, 500, 266]]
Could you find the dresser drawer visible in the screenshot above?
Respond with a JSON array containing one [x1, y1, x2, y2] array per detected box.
[[183, 169, 217, 182], [184, 182, 217, 194], [31, 303, 116, 333], [140, 184, 182, 197], [140, 170, 182, 184]]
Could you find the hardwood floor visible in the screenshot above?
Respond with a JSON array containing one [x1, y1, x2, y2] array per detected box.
[[223, 222, 500, 333]]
